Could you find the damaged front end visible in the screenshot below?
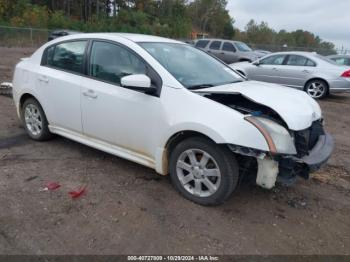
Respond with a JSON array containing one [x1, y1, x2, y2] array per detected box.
[[204, 93, 334, 189]]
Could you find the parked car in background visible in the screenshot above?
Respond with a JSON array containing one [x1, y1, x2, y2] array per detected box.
[[13, 33, 333, 205], [230, 52, 350, 99], [254, 49, 272, 56], [48, 30, 81, 41], [327, 55, 350, 66], [194, 39, 265, 64]]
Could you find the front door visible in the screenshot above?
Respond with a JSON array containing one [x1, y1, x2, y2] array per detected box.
[[80, 40, 163, 159], [247, 54, 287, 84]]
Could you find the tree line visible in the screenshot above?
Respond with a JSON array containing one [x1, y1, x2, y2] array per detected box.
[[0, 0, 336, 54]]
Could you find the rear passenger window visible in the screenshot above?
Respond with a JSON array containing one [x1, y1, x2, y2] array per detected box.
[[47, 41, 87, 74], [286, 55, 309, 66], [195, 40, 209, 48], [222, 42, 236, 52], [209, 41, 221, 50]]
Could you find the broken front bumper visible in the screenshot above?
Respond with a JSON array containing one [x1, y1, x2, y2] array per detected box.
[[277, 133, 334, 184], [299, 133, 334, 172]]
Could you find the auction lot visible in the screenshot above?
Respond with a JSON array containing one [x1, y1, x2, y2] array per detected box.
[[0, 47, 350, 255]]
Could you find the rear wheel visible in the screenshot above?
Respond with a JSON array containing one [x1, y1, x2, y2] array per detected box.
[[169, 137, 239, 206], [21, 98, 53, 141], [305, 79, 328, 99]]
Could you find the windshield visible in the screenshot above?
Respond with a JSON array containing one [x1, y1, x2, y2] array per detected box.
[[139, 42, 242, 89], [235, 42, 252, 52]]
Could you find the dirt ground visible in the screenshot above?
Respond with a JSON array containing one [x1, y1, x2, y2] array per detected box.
[[0, 47, 349, 255]]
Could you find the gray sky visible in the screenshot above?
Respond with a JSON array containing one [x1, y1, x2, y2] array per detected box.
[[227, 0, 350, 51]]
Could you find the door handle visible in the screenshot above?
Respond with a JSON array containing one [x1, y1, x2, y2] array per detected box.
[[272, 68, 278, 71], [302, 70, 310, 73], [82, 90, 98, 99], [38, 75, 49, 83]]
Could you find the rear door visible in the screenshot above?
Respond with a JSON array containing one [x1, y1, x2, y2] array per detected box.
[[38, 40, 87, 133], [220, 42, 239, 64], [247, 54, 287, 84], [207, 41, 222, 60], [278, 55, 316, 88]]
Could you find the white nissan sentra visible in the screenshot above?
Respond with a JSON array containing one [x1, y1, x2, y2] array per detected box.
[[12, 33, 334, 205]]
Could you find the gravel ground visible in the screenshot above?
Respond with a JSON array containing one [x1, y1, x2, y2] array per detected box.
[[0, 47, 349, 255]]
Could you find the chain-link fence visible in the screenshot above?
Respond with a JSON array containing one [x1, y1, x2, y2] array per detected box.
[[0, 25, 49, 48], [1, 26, 349, 55]]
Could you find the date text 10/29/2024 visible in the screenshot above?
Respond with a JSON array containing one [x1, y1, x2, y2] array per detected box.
[[127, 256, 219, 261]]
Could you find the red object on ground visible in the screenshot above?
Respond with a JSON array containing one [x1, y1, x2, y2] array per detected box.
[[46, 182, 60, 190], [69, 187, 86, 199]]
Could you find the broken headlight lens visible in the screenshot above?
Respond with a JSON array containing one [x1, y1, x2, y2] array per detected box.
[[245, 116, 297, 155]]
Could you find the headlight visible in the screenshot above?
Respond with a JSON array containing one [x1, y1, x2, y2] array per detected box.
[[245, 116, 297, 155]]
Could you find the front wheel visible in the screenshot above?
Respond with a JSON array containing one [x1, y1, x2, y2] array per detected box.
[[169, 137, 239, 206], [305, 80, 328, 99]]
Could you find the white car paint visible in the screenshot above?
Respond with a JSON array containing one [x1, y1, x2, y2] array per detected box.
[[194, 80, 322, 131], [12, 33, 331, 194]]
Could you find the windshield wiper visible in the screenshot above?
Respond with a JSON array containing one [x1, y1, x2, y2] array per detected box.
[[187, 84, 214, 90]]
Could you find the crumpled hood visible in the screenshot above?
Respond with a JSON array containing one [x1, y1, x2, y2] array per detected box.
[[194, 80, 322, 131]]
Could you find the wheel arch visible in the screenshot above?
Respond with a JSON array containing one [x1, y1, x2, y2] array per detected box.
[[159, 130, 219, 176], [18, 93, 41, 120]]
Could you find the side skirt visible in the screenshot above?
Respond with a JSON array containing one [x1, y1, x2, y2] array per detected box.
[[48, 125, 156, 170]]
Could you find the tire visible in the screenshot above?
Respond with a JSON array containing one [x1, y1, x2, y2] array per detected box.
[[304, 79, 328, 99], [169, 137, 239, 206], [21, 98, 53, 141]]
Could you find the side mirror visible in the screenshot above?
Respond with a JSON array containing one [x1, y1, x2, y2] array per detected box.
[[252, 60, 260, 66], [121, 74, 156, 93]]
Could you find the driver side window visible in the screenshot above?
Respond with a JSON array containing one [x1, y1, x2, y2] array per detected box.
[[89, 41, 146, 85], [260, 55, 286, 65]]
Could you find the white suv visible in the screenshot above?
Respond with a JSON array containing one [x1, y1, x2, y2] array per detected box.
[[12, 33, 333, 205]]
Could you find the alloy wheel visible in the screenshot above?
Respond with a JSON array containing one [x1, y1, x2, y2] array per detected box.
[[306, 81, 327, 99], [24, 103, 43, 136], [176, 149, 221, 198]]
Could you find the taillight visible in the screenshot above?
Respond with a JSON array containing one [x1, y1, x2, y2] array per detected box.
[[341, 70, 350, 77]]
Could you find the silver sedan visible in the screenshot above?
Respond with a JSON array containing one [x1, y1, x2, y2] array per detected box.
[[230, 52, 350, 99]]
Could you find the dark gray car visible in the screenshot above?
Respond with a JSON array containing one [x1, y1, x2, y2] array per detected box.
[[194, 39, 264, 64]]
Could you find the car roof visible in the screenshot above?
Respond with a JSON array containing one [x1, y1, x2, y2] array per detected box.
[[268, 51, 318, 56], [52, 32, 183, 44], [195, 38, 242, 43]]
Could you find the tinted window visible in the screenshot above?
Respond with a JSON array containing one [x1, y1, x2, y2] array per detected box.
[[209, 41, 221, 50], [222, 42, 236, 52], [48, 41, 87, 73], [90, 41, 146, 85], [260, 55, 286, 65], [195, 40, 209, 48], [45, 45, 55, 65]]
